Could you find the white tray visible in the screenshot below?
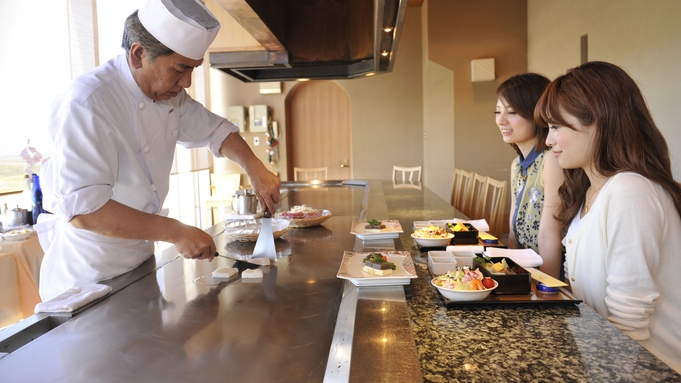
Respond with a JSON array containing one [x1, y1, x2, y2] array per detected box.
[[336, 251, 417, 287]]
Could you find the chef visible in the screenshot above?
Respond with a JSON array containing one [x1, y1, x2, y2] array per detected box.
[[35, 0, 280, 301]]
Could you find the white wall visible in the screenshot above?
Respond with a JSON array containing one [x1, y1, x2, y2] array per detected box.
[[528, 0, 681, 179]]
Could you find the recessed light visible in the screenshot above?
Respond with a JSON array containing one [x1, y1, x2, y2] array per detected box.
[[380, 51, 390, 57], [383, 26, 393, 33]]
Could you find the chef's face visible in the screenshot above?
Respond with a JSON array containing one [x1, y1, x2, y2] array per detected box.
[[136, 50, 203, 101], [545, 109, 596, 170]]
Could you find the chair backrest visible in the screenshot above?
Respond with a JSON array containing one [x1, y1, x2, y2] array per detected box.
[[294, 167, 328, 181], [481, 177, 507, 239], [210, 173, 241, 196], [392, 166, 422, 183], [466, 173, 489, 219], [450, 168, 473, 211]]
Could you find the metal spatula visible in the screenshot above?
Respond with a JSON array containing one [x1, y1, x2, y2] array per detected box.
[[252, 208, 276, 260]]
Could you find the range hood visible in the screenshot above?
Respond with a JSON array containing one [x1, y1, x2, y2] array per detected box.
[[208, 0, 409, 82]]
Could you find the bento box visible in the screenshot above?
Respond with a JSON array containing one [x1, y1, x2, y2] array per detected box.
[[447, 222, 479, 244], [475, 257, 531, 294]]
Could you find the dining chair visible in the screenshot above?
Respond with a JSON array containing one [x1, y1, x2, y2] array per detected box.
[[392, 166, 422, 183], [294, 167, 328, 181], [482, 177, 508, 239], [467, 173, 489, 219], [203, 173, 241, 227], [450, 168, 473, 212]]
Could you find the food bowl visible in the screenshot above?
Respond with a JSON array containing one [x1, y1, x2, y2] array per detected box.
[[411, 233, 454, 248], [431, 277, 498, 301], [2, 229, 33, 241]]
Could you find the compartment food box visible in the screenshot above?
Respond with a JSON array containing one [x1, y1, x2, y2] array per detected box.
[[428, 250, 477, 275], [447, 223, 479, 244], [475, 257, 531, 295]]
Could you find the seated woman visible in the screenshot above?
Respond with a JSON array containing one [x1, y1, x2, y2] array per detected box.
[[495, 73, 564, 279], [535, 61, 681, 373]]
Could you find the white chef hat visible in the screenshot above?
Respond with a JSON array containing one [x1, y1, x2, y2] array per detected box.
[[138, 0, 221, 60]]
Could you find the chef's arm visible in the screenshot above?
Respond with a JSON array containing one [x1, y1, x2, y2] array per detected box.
[[69, 199, 216, 261], [219, 132, 281, 213]]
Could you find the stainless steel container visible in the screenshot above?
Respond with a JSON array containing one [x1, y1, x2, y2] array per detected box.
[[231, 189, 259, 215], [6, 206, 30, 227]]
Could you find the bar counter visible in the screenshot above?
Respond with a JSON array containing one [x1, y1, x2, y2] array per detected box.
[[0, 180, 678, 382]]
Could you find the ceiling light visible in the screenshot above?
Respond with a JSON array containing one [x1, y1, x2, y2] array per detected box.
[[383, 26, 393, 33], [380, 50, 390, 57], [296, 78, 310, 82]]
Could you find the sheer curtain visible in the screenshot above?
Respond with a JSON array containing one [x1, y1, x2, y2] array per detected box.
[[0, 0, 146, 196]]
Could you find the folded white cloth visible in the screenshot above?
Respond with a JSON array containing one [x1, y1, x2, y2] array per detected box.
[[446, 245, 484, 254], [484, 247, 543, 268], [34, 284, 112, 313]]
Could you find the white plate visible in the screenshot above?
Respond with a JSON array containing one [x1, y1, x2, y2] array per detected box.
[[350, 220, 403, 240], [2, 230, 33, 241], [336, 251, 417, 287]]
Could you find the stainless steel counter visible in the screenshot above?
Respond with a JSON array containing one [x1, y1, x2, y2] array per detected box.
[[1, 180, 678, 382], [0, 180, 422, 383]]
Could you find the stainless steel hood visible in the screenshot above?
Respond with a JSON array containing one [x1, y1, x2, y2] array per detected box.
[[209, 0, 409, 82]]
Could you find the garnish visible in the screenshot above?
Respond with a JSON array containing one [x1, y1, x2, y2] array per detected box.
[[363, 253, 397, 270]]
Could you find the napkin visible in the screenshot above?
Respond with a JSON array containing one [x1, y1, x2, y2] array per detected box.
[[484, 247, 543, 268], [34, 284, 112, 313], [446, 245, 484, 254]]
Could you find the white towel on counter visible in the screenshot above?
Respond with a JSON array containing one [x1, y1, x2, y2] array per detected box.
[[34, 284, 112, 313], [484, 247, 543, 268]]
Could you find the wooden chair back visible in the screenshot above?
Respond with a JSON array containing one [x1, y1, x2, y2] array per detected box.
[[450, 168, 473, 212], [466, 173, 489, 218], [481, 177, 507, 239], [294, 167, 328, 181], [392, 166, 422, 183]]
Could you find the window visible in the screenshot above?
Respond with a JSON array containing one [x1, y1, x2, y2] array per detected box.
[[0, 0, 142, 195]]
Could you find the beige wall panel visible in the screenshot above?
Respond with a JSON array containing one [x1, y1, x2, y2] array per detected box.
[[528, 0, 681, 179]]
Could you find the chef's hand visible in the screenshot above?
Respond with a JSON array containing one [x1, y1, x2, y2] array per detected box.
[[250, 165, 281, 214], [173, 223, 216, 261]]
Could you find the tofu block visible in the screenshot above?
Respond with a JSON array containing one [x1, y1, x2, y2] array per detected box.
[[242, 269, 263, 279], [212, 267, 238, 279]]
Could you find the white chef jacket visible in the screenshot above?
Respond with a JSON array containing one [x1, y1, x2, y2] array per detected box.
[[36, 54, 239, 301]]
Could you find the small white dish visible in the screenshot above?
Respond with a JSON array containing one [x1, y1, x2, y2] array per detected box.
[[337, 251, 417, 286], [2, 230, 33, 241], [450, 251, 476, 268], [428, 257, 457, 275], [350, 220, 404, 240], [431, 278, 498, 302]]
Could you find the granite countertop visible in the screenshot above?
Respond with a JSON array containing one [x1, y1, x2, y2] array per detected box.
[[382, 182, 680, 382], [405, 256, 678, 382]]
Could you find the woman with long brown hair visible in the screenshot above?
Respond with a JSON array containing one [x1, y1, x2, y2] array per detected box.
[[535, 61, 681, 373]]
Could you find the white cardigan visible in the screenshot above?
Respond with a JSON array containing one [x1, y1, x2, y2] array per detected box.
[[564, 172, 681, 374]]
